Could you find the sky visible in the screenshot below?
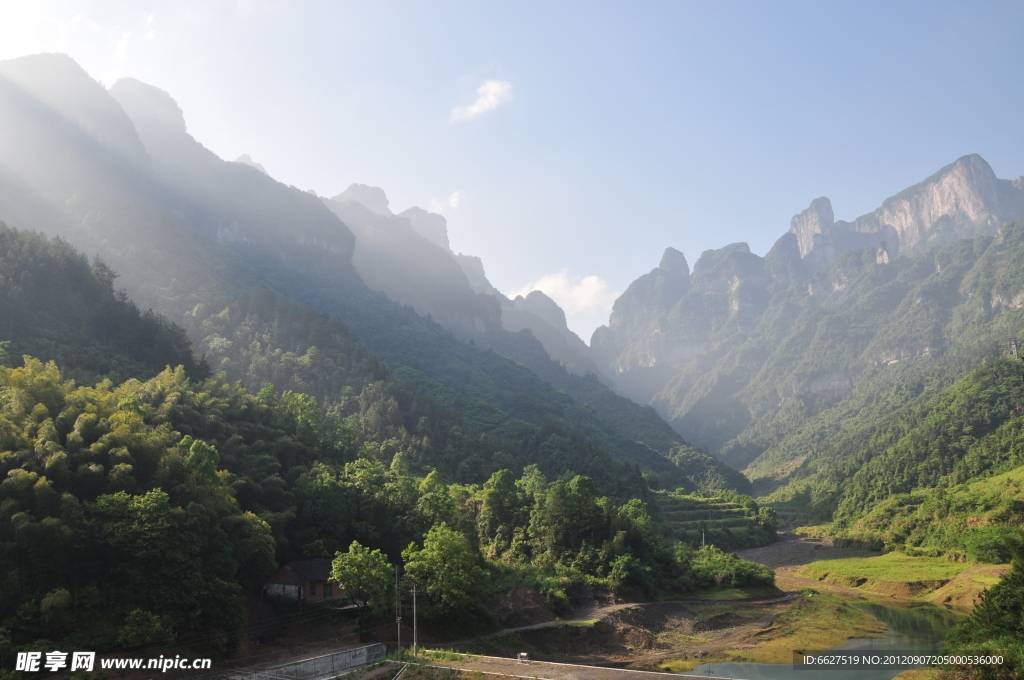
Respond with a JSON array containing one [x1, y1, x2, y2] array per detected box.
[[2, 1, 1024, 340]]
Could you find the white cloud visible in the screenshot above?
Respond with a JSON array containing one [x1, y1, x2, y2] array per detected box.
[[509, 270, 619, 340], [429, 190, 462, 213], [112, 29, 132, 62], [450, 80, 513, 122], [509, 270, 618, 317]]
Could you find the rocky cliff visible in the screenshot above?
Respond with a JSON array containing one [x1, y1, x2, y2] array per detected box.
[[589, 154, 1024, 465], [590, 243, 772, 403], [790, 154, 1024, 269]]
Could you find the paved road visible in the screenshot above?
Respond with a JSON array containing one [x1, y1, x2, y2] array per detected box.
[[391, 656, 732, 680]]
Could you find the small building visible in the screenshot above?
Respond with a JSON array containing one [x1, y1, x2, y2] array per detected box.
[[263, 559, 344, 602]]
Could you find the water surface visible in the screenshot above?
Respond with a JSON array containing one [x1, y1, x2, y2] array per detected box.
[[690, 601, 964, 680]]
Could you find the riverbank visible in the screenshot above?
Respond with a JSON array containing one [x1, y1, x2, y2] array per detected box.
[[760, 534, 1010, 612], [450, 532, 991, 676]]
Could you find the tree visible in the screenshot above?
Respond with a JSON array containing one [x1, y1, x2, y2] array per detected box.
[[944, 538, 1024, 677], [477, 469, 523, 553], [331, 541, 392, 627], [402, 523, 486, 615]]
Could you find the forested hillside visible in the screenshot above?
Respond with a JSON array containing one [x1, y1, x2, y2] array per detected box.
[[589, 213, 1024, 521], [769, 355, 1024, 557], [0, 224, 207, 382], [0, 225, 778, 660], [737, 222, 1024, 502]]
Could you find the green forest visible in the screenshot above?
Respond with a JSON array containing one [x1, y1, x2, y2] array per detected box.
[[0, 226, 776, 667]]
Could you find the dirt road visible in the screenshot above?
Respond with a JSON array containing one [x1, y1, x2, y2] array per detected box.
[[461, 592, 799, 646]]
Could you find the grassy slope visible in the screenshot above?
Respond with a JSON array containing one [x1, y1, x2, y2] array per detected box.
[[655, 491, 776, 550], [799, 553, 969, 583], [837, 466, 1024, 557], [797, 553, 1010, 611]]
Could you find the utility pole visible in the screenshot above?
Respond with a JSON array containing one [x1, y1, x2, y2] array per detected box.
[[410, 584, 419, 657], [395, 565, 401, 654], [1012, 339, 1020, 360]]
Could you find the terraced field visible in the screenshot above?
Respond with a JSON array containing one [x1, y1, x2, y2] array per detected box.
[[656, 493, 776, 550]]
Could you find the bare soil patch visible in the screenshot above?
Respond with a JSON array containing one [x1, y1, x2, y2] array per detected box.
[[735, 532, 879, 568], [489, 588, 558, 628], [926, 564, 1010, 611]]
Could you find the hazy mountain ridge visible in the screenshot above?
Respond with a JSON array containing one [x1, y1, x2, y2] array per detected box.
[[110, 77, 356, 261], [0, 52, 737, 494], [0, 54, 150, 172], [501, 291, 607, 379], [321, 192, 501, 339], [328, 183, 603, 380], [319, 142, 1024, 505]]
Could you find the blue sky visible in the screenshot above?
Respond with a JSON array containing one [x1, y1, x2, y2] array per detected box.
[[2, 1, 1023, 339]]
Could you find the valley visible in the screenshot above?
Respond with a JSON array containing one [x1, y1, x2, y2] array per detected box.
[[0, 49, 1022, 680]]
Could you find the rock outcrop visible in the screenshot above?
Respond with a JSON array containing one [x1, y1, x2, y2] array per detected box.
[[454, 253, 501, 296], [400, 206, 450, 251], [590, 247, 691, 373], [234, 154, 267, 174], [791, 154, 1024, 269], [789, 197, 839, 269], [332, 183, 392, 215]]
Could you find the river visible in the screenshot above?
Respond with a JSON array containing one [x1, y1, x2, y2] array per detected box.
[[689, 601, 964, 680]]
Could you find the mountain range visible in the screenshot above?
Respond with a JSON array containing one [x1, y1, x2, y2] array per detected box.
[[588, 154, 1024, 481], [5, 52, 1024, 522], [4, 51, 1024, 667], [0, 52, 742, 494]]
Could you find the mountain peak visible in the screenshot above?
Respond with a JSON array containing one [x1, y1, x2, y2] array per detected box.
[[513, 290, 569, 331], [332, 184, 392, 215], [790, 155, 1024, 269], [790, 197, 834, 259], [693, 242, 751, 273], [659, 247, 689, 274], [399, 206, 450, 250], [949, 152, 993, 179], [1, 53, 150, 169], [110, 78, 187, 135], [234, 154, 268, 175]]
